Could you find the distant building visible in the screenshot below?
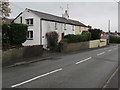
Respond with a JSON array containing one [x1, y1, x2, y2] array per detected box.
[[3, 18, 14, 23], [13, 8, 90, 48]]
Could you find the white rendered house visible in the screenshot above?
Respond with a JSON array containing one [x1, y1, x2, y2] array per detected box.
[[13, 8, 89, 48]]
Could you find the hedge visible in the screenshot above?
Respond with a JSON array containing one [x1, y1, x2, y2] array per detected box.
[[2, 23, 28, 47], [64, 32, 91, 43], [109, 36, 120, 43], [10, 23, 28, 45], [88, 28, 102, 40]]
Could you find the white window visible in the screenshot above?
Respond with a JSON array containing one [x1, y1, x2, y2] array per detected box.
[[72, 25, 74, 31], [55, 22, 57, 30], [27, 31, 33, 40], [26, 19, 33, 25], [64, 24, 66, 30]]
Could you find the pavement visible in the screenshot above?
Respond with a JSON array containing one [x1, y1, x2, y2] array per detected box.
[[2, 44, 119, 88]]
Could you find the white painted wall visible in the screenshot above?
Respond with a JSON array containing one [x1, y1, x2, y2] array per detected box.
[[14, 9, 41, 46], [41, 20, 77, 48], [42, 20, 64, 48], [64, 24, 75, 35]]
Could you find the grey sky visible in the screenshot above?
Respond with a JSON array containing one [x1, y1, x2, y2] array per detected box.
[[9, 2, 118, 32]]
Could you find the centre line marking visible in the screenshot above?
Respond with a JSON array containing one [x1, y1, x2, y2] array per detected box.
[[11, 68, 62, 88], [114, 48, 117, 50], [108, 49, 112, 52], [76, 57, 92, 64], [97, 52, 105, 56]]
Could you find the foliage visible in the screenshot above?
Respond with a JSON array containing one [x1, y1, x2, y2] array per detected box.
[[46, 31, 59, 51], [2, 23, 10, 46], [64, 32, 91, 43], [2, 23, 28, 47], [109, 36, 120, 43], [88, 28, 102, 40], [60, 38, 68, 43], [10, 23, 28, 45], [0, 0, 11, 18]]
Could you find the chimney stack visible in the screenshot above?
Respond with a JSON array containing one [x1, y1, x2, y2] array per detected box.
[[62, 10, 69, 19]]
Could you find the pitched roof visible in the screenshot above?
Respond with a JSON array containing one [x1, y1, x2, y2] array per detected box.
[[27, 9, 87, 27]]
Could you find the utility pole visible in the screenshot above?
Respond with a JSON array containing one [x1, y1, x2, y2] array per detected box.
[[108, 20, 111, 33], [108, 20, 111, 44]]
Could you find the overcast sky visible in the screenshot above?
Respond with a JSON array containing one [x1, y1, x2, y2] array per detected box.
[[9, 1, 118, 32]]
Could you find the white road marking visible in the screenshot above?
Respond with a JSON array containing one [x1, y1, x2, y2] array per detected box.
[[76, 57, 92, 64], [114, 48, 117, 50], [103, 68, 118, 88], [108, 49, 112, 52], [11, 68, 63, 88], [97, 52, 105, 56]]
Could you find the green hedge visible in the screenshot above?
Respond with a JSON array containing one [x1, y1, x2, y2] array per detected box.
[[2, 23, 11, 47], [10, 23, 28, 45], [64, 32, 91, 43], [88, 28, 102, 40], [2, 23, 28, 47], [109, 36, 120, 43]]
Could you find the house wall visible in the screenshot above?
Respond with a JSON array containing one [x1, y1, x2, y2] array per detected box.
[[75, 26, 89, 34], [41, 20, 75, 48], [64, 24, 75, 35], [14, 9, 41, 46], [75, 26, 81, 34]]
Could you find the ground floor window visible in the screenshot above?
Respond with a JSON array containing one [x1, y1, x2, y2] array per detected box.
[[27, 31, 33, 40]]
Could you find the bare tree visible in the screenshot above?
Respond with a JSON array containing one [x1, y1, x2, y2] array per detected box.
[[0, 0, 11, 18]]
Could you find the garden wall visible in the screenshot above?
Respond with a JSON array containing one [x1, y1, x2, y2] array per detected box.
[[99, 39, 107, 47], [61, 39, 107, 52], [2, 45, 43, 65], [61, 41, 89, 52], [89, 40, 100, 48]]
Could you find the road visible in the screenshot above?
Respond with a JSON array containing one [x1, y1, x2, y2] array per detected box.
[[2, 44, 119, 88]]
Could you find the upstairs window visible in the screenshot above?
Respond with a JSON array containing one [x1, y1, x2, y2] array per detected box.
[[26, 19, 33, 25], [55, 22, 57, 30], [20, 17, 22, 23], [64, 24, 66, 30], [27, 31, 33, 40]]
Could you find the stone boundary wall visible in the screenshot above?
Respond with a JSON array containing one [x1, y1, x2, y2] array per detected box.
[[2, 45, 43, 65], [61, 41, 89, 52], [61, 39, 107, 52]]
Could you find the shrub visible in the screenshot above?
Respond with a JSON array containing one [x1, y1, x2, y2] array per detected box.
[[88, 28, 102, 40], [60, 38, 68, 43], [109, 36, 120, 43], [46, 31, 59, 51], [64, 32, 91, 43], [2, 23, 11, 46], [2, 23, 28, 48], [10, 23, 28, 46]]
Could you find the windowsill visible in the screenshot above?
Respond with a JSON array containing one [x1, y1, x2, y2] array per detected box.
[[27, 24, 33, 26], [27, 38, 33, 40]]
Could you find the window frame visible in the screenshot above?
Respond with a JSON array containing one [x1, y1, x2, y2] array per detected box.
[[55, 22, 57, 30], [26, 18, 33, 26], [64, 24, 66, 30], [27, 31, 33, 40], [20, 17, 22, 23], [72, 25, 74, 31]]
